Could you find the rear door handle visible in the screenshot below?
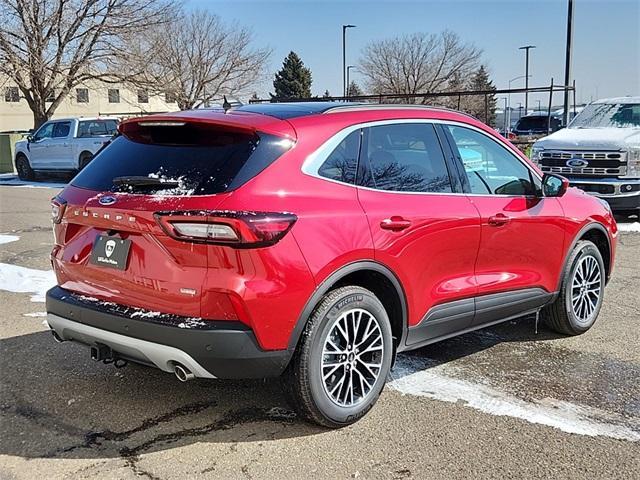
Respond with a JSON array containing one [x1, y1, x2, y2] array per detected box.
[[488, 213, 510, 227], [380, 216, 412, 231]]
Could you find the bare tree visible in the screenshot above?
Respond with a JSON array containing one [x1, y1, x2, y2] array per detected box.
[[0, 0, 174, 128], [359, 31, 481, 103], [124, 11, 271, 110]]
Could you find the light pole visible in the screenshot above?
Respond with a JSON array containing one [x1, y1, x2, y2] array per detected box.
[[508, 75, 530, 129], [519, 45, 536, 113], [537, 99, 542, 112], [499, 97, 508, 133], [563, 0, 574, 126], [346, 65, 356, 97], [342, 25, 356, 98]]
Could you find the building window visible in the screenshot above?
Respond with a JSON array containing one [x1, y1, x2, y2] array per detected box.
[[108, 89, 120, 103], [76, 88, 89, 103], [45, 90, 56, 102], [165, 91, 176, 103], [4, 86, 19, 102], [138, 90, 149, 104]]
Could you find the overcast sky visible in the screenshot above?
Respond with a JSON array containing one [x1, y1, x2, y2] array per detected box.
[[191, 0, 639, 105]]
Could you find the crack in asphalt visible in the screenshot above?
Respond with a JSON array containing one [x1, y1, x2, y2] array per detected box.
[[5, 399, 298, 480]]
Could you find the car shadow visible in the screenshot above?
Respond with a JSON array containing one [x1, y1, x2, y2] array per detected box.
[[0, 315, 563, 461]]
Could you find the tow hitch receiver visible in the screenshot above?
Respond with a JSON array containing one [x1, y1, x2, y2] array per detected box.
[[90, 343, 112, 361]]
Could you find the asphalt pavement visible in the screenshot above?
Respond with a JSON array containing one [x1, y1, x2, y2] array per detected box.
[[0, 179, 638, 479]]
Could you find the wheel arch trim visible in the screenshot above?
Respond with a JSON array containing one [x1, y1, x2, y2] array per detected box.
[[559, 221, 612, 290], [287, 260, 409, 351]]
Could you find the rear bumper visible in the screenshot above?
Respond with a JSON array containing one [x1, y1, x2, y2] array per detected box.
[[45, 286, 292, 379]]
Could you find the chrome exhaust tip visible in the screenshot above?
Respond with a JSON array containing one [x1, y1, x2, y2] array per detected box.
[[51, 330, 64, 343], [174, 363, 195, 382]]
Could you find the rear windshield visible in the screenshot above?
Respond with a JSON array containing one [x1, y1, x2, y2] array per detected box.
[[71, 130, 290, 195], [515, 117, 550, 130], [77, 120, 118, 138]]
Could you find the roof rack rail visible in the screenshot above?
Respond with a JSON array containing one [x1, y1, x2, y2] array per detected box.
[[322, 103, 479, 121]]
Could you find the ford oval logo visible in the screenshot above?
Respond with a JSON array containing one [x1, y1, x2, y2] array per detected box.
[[99, 195, 117, 206], [566, 159, 588, 168]]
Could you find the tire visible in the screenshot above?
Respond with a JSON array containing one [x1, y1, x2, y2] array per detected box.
[[15, 154, 34, 181], [283, 286, 393, 428], [543, 240, 605, 335], [78, 152, 93, 170]]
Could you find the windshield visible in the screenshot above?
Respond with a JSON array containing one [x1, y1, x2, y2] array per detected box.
[[570, 103, 640, 129]]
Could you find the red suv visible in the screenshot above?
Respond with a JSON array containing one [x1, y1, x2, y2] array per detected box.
[[46, 103, 617, 427]]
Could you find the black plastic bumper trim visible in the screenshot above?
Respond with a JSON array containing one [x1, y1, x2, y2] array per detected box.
[[46, 286, 292, 379]]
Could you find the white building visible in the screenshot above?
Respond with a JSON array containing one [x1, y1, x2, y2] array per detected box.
[[1, 78, 176, 131]]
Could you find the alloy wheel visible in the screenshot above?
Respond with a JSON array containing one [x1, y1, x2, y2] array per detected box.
[[320, 308, 385, 407], [570, 254, 602, 325]]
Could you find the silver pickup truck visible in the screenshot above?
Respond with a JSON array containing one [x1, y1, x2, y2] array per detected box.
[[14, 117, 118, 180], [531, 97, 640, 215]]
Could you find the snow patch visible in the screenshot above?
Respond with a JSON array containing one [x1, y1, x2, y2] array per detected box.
[[177, 318, 207, 329], [0, 234, 20, 245], [618, 222, 640, 233], [23, 311, 47, 317], [389, 355, 639, 442], [0, 174, 67, 189], [0, 263, 56, 302]]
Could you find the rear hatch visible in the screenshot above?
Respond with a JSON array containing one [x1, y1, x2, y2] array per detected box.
[[52, 114, 295, 317]]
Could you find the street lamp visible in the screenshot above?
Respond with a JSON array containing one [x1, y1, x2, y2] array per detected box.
[[563, 0, 574, 126], [342, 24, 356, 98], [519, 45, 536, 113], [346, 65, 356, 97], [499, 97, 508, 134]]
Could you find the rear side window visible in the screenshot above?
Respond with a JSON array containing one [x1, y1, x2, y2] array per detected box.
[[318, 130, 361, 184], [360, 123, 452, 193], [78, 120, 118, 138], [71, 126, 290, 196]]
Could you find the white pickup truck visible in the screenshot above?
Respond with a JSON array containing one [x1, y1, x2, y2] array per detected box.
[[14, 117, 118, 180], [532, 97, 640, 215]]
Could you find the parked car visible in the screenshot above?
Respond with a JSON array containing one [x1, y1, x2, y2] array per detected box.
[[511, 114, 562, 138], [532, 97, 640, 215], [46, 103, 617, 427], [14, 117, 119, 180]]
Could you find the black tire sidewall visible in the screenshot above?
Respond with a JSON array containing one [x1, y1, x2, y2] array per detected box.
[[563, 242, 605, 332], [79, 153, 92, 170], [307, 289, 393, 425], [16, 155, 33, 180]]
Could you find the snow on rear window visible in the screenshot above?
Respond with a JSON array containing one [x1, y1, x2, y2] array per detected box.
[[71, 131, 291, 195]]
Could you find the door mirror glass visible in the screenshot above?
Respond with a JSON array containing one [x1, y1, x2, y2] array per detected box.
[[542, 173, 569, 197]]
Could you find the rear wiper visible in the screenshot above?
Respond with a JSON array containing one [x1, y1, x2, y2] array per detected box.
[[112, 176, 180, 188]]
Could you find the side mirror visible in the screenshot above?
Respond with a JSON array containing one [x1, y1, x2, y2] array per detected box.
[[542, 173, 569, 197], [26, 134, 33, 143]]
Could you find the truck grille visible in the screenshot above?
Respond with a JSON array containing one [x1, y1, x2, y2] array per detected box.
[[539, 150, 627, 176]]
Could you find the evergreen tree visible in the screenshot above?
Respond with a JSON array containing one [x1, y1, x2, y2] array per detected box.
[[467, 65, 497, 126], [347, 81, 363, 98], [272, 51, 312, 100]]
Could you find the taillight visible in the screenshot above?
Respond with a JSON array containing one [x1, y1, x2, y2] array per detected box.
[[51, 197, 66, 224], [154, 211, 297, 248]]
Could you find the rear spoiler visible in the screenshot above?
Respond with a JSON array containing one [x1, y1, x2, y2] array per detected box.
[[118, 110, 296, 140]]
